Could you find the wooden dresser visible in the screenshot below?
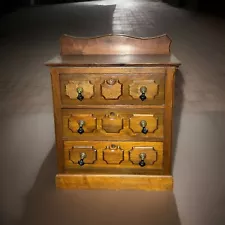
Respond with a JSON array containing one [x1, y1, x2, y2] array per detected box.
[[45, 34, 181, 191]]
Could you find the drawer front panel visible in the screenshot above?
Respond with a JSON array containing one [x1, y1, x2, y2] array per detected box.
[[62, 109, 164, 140], [64, 141, 163, 170], [60, 71, 165, 106], [69, 146, 97, 166]]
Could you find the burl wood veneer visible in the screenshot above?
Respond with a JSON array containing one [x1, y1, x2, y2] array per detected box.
[[45, 34, 181, 191]]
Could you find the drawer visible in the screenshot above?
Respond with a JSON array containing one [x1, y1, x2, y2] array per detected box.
[[64, 141, 163, 171], [59, 71, 165, 106], [62, 109, 164, 140]]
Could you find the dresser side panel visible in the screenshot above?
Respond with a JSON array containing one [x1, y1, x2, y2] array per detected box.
[[50, 68, 64, 173], [163, 67, 176, 175]]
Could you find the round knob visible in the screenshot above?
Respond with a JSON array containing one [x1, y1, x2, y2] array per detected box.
[[140, 86, 147, 93], [78, 120, 85, 127], [77, 87, 83, 94], [139, 160, 146, 167], [110, 144, 117, 149], [77, 87, 84, 101], [77, 120, 85, 134], [139, 86, 147, 101], [78, 152, 86, 166], [140, 120, 148, 134], [140, 120, 147, 127], [109, 112, 116, 117], [139, 153, 146, 167], [106, 78, 116, 85]]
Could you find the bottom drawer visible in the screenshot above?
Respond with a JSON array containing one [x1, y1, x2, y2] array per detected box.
[[64, 141, 163, 172]]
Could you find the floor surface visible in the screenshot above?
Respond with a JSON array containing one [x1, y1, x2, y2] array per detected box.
[[0, 1, 225, 225]]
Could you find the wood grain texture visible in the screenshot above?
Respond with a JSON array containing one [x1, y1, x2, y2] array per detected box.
[[61, 104, 164, 109], [60, 34, 172, 55], [101, 112, 123, 133], [45, 54, 181, 67], [46, 35, 181, 190], [103, 145, 124, 164], [68, 113, 97, 133], [129, 114, 159, 134], [55, 174, 173, 191], [100, 79, 122, 100], [69, 146, 97, 164], [163, 67, 176, 175], [62, 108, 164, 141], [65, 80, 94, 100], [129, 80, 159, 99], [50, 68, 64, 173], [55, 66, 166, 74], [64, 141, 163, 170], [59, 69, 165, 106], [129, 146, 158, 165]]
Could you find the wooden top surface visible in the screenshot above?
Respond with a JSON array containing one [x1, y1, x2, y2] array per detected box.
[[45, 34, 181, 67], [45, 54, 181, 67]]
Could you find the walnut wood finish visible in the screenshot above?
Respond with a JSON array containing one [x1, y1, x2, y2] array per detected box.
[[62, 108, 164, 141], [64, 141, 163, 170], [45, 54, 180, 67], [103, 145, 124, 164], [69, 146, 97, 165], [67, 113, 97, 134], [59, 69, 165, 106], [56, 174, 173, 191], [129, 146, 157, 165], [65, 80, 94, 100], [101, 79, 122, 100], [101, 112, 123, 133], [46, 34, 181, 190], [164, 67, 176, 175], [60, 34, 172, 55], [50, 68, 64, 173]]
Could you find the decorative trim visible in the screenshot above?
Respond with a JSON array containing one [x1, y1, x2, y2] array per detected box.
[[60, 34, 172, 55]]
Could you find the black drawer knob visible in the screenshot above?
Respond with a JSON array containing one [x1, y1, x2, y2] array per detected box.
[[140, 120, 148, 134], [78, 152, 86, 166], [139, 86, 147, 101], [139, 153, 146, 167], [77, 87, 84, 101], [77, 120, 85, 134]]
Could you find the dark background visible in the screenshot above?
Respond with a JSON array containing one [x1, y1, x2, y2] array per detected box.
[[163, 0, 225, 16], [1, 0, 84, 17], [1, 0, 225, 18]]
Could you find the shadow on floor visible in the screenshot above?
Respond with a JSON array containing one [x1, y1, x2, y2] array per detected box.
[[172, 69, 184, 173], [20, 145, 182, 225]]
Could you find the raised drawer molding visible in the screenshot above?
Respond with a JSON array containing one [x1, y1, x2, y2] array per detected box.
[[129, 80, 159, 100], [65, 80, 94, 100], [45, 34, 181, 191], [100, 79, 123, 100]]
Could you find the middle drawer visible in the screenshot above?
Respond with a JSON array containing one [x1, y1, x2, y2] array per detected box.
[[62, 108, 164, 140]]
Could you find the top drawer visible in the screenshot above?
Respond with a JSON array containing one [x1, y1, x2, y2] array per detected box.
[[59, 68, 165, 106]]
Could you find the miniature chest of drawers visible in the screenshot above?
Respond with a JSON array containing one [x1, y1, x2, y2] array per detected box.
[[45, 34, 181, 191]]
